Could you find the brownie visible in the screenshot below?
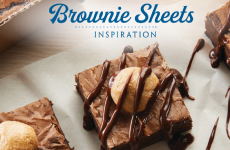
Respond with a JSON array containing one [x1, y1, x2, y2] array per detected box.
[[0, 97, 73, 150], [0, 0, 42, 26], [205, 1, 230, 68], [75, 43, 193, 150]]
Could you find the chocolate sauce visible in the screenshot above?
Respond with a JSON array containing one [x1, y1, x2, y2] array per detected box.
[[137, 83, 161, 133], [98, 72, 119, 140], [124, 45, 134, 53], [171, 38, 205, 100], [101, 73, 133, 147], [209, 5, 230, 68], [185, 38, 205, 78], [145, 44, 158, 66], [171, 69, 194, 100], [226, 86, 230, 139], [83, 60, 110, 131], [118, 53, 126, 71], [206, 117, 219, 150], [168, 133, 194, 150], [134, 66, 152, 112], [99, 51, 127, 149], [160, 77, 177, 141]]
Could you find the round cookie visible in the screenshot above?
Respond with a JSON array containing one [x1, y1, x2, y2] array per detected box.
[[111, 67, 159, 113], [0, 121, 38, 150]]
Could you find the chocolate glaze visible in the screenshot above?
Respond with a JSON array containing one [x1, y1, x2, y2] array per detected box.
[[98, 72, 119, 140], [128, 47, 160, 150], [134, 66, 152, 113], [83, 60, 110, 131], [225, 86, 230, 139], [171, 69, 194, 100], [206, 117, 219, 150], [129, 84, 161, 150], [209, 5, 230, 68], [185, 39, 205, 78], [118, 53, 127, 71], [171, 39, 205, 100], [160, 77, 177, 141], [99, 53, 127, 148], [168, 133, 194, 150], [101, 73, 133, 147], [145, 44, 158, 66]]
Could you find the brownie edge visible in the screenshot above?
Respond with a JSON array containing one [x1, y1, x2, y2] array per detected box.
[[0, 97, 73, 150], [0, 0, 43, 26], [75, 43, 193, 150], [205, 1, 230, 68]]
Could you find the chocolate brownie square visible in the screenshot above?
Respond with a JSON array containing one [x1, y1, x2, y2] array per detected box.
[[75, 43, 193, 150]]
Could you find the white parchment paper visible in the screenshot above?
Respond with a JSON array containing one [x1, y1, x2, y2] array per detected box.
[[0, 0, 230, 149]]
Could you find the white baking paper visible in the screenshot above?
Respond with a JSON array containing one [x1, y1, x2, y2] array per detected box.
[[0, 0, 230, 149]]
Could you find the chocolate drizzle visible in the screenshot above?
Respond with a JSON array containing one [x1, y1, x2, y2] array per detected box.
[[101, 73, 133, 147], [209, 4, 230, 68], [83, 60, 110, 130], [82, 42, 202, 149], [168, 133, 194, 150], [206, 117, 219, 150], [134, 66, 152, 112], [171, 38, 205, 100], [118, 53, 127, 71], [99, 53, 127, 146], [225, 86, 230, 139], [160, 75, 177, 141]]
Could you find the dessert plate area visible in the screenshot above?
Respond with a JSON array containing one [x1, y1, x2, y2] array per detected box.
[[0, 0, 229, 149]]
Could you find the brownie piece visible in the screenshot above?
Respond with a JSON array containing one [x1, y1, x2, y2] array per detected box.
[[205, 1, 230, 68], [0, 97, 73, 150], [75, 43, 193, 150], [0, 0, 42, 26]]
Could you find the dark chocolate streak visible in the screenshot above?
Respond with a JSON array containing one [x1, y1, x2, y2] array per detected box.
[[83, 60, 110, 131], [185, 39, 205, 78], [145, 44, 158, 66], [98, 71, 119, 140], [171, 39, 205, 100], [206, 117, 219, 150], [134, 66, 152, 113], [209, 4, 230, 68], [160, 75, 177, 141], [118, 53, 126, 71], [101, 73, 133, 147], [99, 53, 127, 146], [168, 133, 194, 150], [225, 86, 230, 139]]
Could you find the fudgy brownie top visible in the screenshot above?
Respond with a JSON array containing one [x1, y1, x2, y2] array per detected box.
[[75, 43, 192, 149], [0, 97, 73, 150], [0, 0, 42, 25]]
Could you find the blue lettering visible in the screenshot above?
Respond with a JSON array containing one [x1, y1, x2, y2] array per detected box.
[[111, 31, 115, 38], [135, 3, 152, 23], [49, 3, 68, 24], [127, 32, 131, 38], [143, 31, 149, 38], [120, 12, 131, 23], [121, 31, 125, 38], [170, 11, 179, 23], [106, 31, 109, 38], [151, 31, 156, 37], [161, 11, 170, 23]]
